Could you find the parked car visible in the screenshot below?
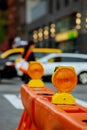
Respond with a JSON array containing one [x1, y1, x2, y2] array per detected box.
[[0, 47, 61, 82], [0, 48, 23, 80], [39, 53, 87, 84], [1, 47, 62, 59]]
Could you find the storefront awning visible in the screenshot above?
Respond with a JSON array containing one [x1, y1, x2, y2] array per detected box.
[[55, 29, 78, 42]]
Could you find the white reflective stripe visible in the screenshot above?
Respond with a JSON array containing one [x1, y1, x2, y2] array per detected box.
[[3, 94, 24, 109], [76, 98, 87, 107]]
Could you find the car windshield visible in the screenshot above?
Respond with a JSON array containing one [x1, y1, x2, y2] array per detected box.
[[6, 53, 21, 61], [35, 52, 51, 59], [48, 56, 87, 62]]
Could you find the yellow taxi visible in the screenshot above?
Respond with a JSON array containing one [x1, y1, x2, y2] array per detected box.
[[1, 47, 62, 60], [0, 47, 61, 82]]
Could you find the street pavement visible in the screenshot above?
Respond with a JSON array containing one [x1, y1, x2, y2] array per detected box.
[[0, 78, 23, 130], [0, 78, 87, 130]]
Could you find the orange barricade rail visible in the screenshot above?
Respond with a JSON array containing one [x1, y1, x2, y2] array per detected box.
[[16, 63, 87, 130], [16, 84, 87, 130]]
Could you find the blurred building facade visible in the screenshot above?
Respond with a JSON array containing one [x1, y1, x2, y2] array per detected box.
[[0, 0, 27, 50], [7, 0, 26, 39], [0, 0, 8, 43], [25, 0, 87, 53], [6, 0, 87, 53]]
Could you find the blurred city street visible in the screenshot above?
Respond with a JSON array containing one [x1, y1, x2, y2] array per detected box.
[[0, 0, 87, 129], [0, 78, 87, 130]]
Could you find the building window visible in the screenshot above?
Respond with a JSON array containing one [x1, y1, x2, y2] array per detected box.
[[49, 0, 53, 13], [56, 14, 76, 33], [56, 0, 60, 10], [74, 0, 78, 2], [64, 0, 69, 6]]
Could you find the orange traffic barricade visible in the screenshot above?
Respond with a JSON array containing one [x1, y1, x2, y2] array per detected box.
[[16, 63, 87, 130], [16, 85, 87, 130]]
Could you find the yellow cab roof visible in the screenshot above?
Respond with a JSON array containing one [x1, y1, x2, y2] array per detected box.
[[0, 47, 62, 59], [1, 48, 24, 59], [33, 48, 62, 53]]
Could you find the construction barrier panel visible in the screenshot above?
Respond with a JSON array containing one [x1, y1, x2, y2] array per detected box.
[[16, 84, 87, 130], [16, 63, 87, 130]]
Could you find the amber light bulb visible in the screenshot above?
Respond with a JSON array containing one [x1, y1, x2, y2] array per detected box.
[[28, 62, 44, 79], [52, 66, 78, 105], [52, 67, 78, 93], [27, 62, 45, 88]]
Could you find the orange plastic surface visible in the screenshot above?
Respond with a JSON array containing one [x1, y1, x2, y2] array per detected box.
[[16, 84, 87, 130], [17, 109, 38, 130]]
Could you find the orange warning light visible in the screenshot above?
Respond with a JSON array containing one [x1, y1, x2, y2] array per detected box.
[[52, 66, 78, 93], [27, 61, 44, 79]]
